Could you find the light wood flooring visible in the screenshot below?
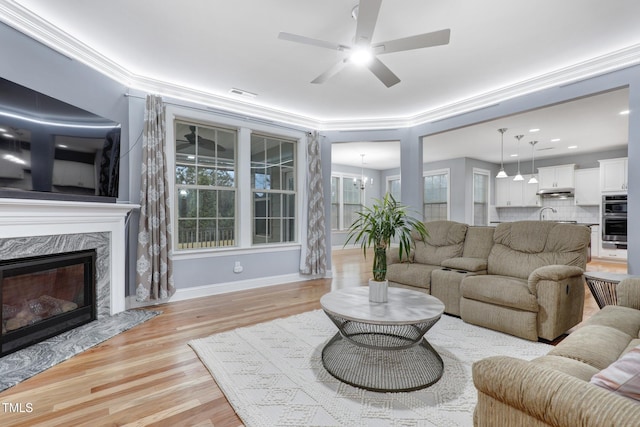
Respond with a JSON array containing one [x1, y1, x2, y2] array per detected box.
[[0, 250, 627, 427]]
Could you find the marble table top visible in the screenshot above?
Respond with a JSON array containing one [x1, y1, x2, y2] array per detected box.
[[320, 286, 444, 325]]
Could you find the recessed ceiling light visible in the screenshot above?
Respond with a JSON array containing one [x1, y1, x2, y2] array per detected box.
[[620, 110, 630, 115], [551, 138, 561, 142], [529, 128, 540, 133], [57, 144, 68, 148], [0, 127, 6, 133], [568, 145, 578, 149], [510, 154, 518, 157], [2, 133, 14, 138]]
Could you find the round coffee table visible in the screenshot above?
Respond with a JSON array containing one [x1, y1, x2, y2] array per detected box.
[[320, 286, 445, 392]]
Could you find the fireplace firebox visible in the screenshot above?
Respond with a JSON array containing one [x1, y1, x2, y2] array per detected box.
[[1, 250, 96, 356]]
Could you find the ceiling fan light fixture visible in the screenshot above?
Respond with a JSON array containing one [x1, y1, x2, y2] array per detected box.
[[349, 47, 374, 66]]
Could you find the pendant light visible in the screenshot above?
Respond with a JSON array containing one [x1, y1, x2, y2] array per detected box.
[[496, 128, 508, 178], [528, 141, 538, 184], [513, 134, 524, 181]]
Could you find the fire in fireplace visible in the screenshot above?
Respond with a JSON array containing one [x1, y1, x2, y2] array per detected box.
[[1, 250, 96, 356]]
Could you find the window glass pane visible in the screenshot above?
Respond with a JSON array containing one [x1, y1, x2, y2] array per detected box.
[[176, 165, 196, 185], [177, 188, 197, 218], [473, 171, 489, 225], [268, 165, 281, 190], [251, 134, 297, 245], [175, 120, 237, 250], [389, 179, 401, 200], [198, 189, 217, 218], [424, 172, 449, 221], [217, 130, 235, 161]]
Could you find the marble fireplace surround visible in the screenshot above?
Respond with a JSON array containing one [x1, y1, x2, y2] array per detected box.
[[0, 198, 138, 318]]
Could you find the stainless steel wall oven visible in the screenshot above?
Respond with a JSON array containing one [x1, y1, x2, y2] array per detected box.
[[602, 194, 627, 248]]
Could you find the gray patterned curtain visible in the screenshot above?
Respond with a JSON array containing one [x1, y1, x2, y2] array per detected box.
[[135, 95, 175, 301], [301, 131, 327, 276]]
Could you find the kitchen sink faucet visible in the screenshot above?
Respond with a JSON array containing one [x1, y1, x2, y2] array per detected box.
[[539, 206, 557, 221]]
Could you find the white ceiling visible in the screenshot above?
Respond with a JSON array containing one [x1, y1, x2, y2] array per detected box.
[[1, 0, 638, 167]]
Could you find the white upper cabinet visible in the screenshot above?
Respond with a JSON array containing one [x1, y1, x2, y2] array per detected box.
[[537, 164, 576, 189], [495, 174, 539, 207], [574, 168, 600, 206], [599, 158, 628, 192]]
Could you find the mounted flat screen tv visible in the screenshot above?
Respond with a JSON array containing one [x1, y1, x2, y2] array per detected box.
[[0, 76, 121, 202]]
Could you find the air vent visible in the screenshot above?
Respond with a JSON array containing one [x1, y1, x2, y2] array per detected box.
[[229, 88, 257, 98]]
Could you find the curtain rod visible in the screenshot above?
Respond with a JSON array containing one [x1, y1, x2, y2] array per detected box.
[[124, 92, 312, 135]]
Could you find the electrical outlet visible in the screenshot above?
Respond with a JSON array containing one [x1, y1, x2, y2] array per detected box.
[[233, 261, 243, 273]]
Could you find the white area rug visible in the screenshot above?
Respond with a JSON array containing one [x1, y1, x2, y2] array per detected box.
[[189, 310, 553, 426]]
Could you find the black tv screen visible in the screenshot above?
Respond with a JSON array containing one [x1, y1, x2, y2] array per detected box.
[[0, 76, 121, 202]]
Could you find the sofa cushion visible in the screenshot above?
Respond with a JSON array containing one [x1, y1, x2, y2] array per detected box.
[[386, 263, 441, 290], [441, 257, 487, 272], [413, 221, 467, 265], [531, 355, 600, 382], [591, 345, 640, 401], [461, 275, 538, 312], [583, 305, 640, 338], [487, 221, 590, 279], [548, 324, 633, 371], [461, 226, 495, 259]]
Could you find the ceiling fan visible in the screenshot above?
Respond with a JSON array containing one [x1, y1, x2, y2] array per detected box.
[[278, 0, 450, 88]]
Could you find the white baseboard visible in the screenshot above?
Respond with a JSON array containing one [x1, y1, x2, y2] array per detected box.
[[125, 271, 331, 309]]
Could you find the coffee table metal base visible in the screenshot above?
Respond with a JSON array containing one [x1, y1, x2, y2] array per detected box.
[[321, 314, 444, 392]]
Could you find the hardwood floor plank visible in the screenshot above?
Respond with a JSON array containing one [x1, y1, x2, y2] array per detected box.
[[0, 248, 624, 426]]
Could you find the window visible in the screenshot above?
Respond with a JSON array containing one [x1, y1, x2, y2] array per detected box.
[[175, 121, 237, 249], [473, 168, 490, 225], [251, 134, 296, 244], [387, 176, 401, 201], [423, 169, 449, 221], [330, 175, 363, 230]]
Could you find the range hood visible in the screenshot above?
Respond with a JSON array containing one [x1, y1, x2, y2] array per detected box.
[[536, 187, 575, 198]]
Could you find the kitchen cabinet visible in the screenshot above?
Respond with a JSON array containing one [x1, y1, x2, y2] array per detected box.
[[537, 164, 575, 189], [590, 225, 600, 259], [600, 245, 627, 261], [574, 168, 600, 205], [599, 158, 628, 192], [523, 175, 541, 206], [495, 174, 539, 207]]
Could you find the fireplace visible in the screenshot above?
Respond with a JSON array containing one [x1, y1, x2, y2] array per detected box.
[[1, 250, 96, 356]]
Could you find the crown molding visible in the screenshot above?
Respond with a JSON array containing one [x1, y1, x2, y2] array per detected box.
[[2, 0, 640, 132]]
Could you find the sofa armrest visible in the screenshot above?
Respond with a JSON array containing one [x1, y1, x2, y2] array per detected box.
[[473, 356, 640, 427], [527, 265, 584, 294], [617, 277, 640, 309], [440, 257, 487, 272]]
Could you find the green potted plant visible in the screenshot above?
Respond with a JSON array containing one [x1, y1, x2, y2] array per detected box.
[[345, 193, 428, 302]]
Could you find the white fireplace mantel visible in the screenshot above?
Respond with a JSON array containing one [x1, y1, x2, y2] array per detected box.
[[0, 198, 139, 315]]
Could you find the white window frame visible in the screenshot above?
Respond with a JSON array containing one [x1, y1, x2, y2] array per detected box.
[[472, 168, 491, 226], [331, 173, 364, 231], [423, 168, 450, 221], [386, 174, 401, 200], [164, 105, 306, 258]]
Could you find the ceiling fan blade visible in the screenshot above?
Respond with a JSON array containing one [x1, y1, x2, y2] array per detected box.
[[368, 57, 400, 88], [355, 0, 383, 45], [374, 29, 451, 55], [278, 32, 345, 51], [311, 59, 349, 84]]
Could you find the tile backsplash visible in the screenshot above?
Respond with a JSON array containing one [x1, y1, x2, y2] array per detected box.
[[493, 198, 600, 224]]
